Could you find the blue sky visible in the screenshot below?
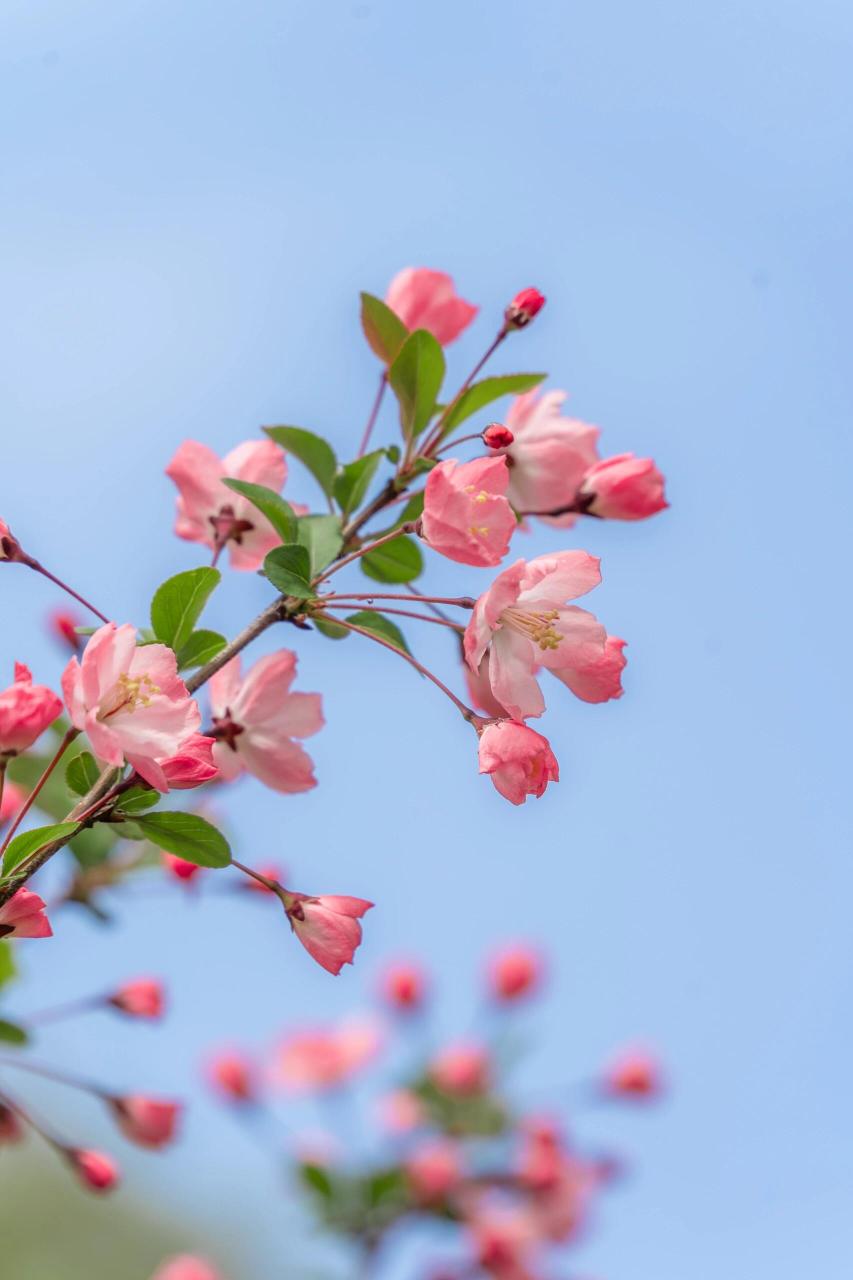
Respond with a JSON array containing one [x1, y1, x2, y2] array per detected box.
[[1, 1, 852, 1276]]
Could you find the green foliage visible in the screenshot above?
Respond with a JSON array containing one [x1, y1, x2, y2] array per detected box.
[[334, 450, 384, 515], [65, 752, 100, 797], [438, 371, 547, 437], [360, 292, 409, 363], [2, 822, 81, 875], [388, 329, 445, 440], [298, 1161, 411, 1242], [221, 478, 298, 543], [264, 426, 338, 498], [0, 941, 17, 989], [263, 544, 315, 597], [150, 567, 221, 652], [296, 515, 343, 576], [130, 812, 231, 868], [114, 786, 160, 815], [313, 615, 351, 640], [361, 533, 423, 583], [345, 610, 411, 655], [175, 629, 227, 671], [6, 748, 117, 867], [412, 1077, 509, 1138], [0, 1017, 29, 1046]]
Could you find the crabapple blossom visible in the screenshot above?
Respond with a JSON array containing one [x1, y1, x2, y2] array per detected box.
[[162, 852, 204, 883], [62, 624, 200, 791], [206, 1050, 258, 1103], [150, 1257, 225, 1280], [277, 1018, 382, 1091], [108, 977, 165, 1019], [554, 633, 627, 704], [68, 1147, 120, 1193], [430, 1043, 491, 1096], [0, 663, 62, 757], [0, 518, 16, 558], [579, 453, 667, 520], [284, 891, 374, 975], [0, 888, 52, 939], [463, 651, 507, 719], [405, 1138, 463, 1202], [504, 286, 546, 328], [421, 456, 516, 567], [109, 1096, 181, 1148], [482, 422, 514, 449], [489, 945, 543, 1001], [490, 390, 599, 523], [385, 268, 478, 345], [381, 961, 427, 1011], [378, 1088, 425, 1133], [165, 438, 288, 570], [158, 734, 218, 789], [603, 1047, 663, 1099], [477, 721, 559, 806], [208, 651, 323, 794]]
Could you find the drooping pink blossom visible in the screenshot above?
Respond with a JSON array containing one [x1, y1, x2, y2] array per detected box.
[[150, 1257, 225, 1280], [421, 457, 516, 567], [69, 1148, 120, 1193], [49, 609, 83, 653], [108, 977, 165, 1019], [602, 1047, 663, 1100], [579, 453, 667, 520], [162, 851, 204, 883], [490, 390, 600, 524], [381, 961, 427, 1012], [405, 1138, 463, 1203], [385, 268, 478, 346], [0, 663, 62, 756], [464, 551, 611, 721], [504, 287, 546, 329], [0, 1103, 24, 1144], [110, 1096, 181, 1148], [0, 888, 52, 940], [62, 624, 201, 792], [430, 1043, 491, 1097], [208, 651, 323, 794], [477, 721, 559, 806], [284, 892, 373, 975], [165, 438, 288, 570], [488, 945, 544, 1002], [276, 1018, 382, 1092], [0, 780, 25, 826], [159, 734, 218, 789], [206, 1049, 258, 1104]]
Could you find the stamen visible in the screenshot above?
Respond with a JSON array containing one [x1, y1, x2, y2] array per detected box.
[[502, 607, 562, 651]]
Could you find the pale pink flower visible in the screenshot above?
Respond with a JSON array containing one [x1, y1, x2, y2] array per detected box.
[[0, 888, 52, 939], [553, 634, 626, 704], [0, 780, 25, 826], [151, 1257, 224, 1280], [579, 453, 667, 520], [206, 1049, 258, 1103], [463, 650, 507, 720], [0, 663, 62, 756], [381, 961, 427, 1011], [421, 457, 516, 567], [108, 977, 165, 1019], [166, 438, 288, 570], [488, 946, 544, 1002], [430, 1043, 491, 1097], [377, 1088, 424, 1134], [492, 391, 599, 524], [276, 1018, 382, 1092], [208, 651, 323, 794], [159, 734, 218, 789], [0, 1103, 24, 1144], [62, 624, 201, 792], [464, 551, 610, 720], [406, 1138, 463, 1203], [602, 1046, 663, 1100], [478, 721, 559, 806], [110, 1096, 181, 1148], [385, 268, 478, 346], [284, 892, 373, 975], [504, 286, 546, 329], [69, 1148, 120, 1193]]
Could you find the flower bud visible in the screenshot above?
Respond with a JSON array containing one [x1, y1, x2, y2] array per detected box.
[[0, 887, 52, 939], [109, 1095, 181, 1148], [285, 892, 373, 975], [405, 1138, 463, 1203], [158, 734, 218, 790], [162, 852, 204, 883], [488, 945, 543, 1002], [478, 721, 559, 806], [68, 1147, 120, 1193], [0, 663, 63, 757], [482, 423, 514, 449], [603, 1047, 663, 1099], [504, 287, 546, 329], [381, 962, 427, 1012], [578, 454, 667, 520], [49, 609, 83, 653], [108, 977, 165, 1019], [206, 1050, 258, 1104]]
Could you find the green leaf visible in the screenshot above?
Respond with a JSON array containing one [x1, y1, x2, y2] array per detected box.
[[0, 941, 17, 989], [6, 751, 118, 869], [361, 534, 423, 584], [346, 610, 411, 655], [221, 478, 297, 543], [150, 567, 221, 652], [438, 372, 547, 437], [395, 491, 425, 527], [263, 545, 315, 598], [388, 329, 445, 440], [313, 616, 351, 640], [176, 629, 227, 671], [3, 822, 81, 875], [359, 292, 409, 364], [296, 515, 343, 576], [0, 1018, 28, 1046], [131, 812, 231, 868], [115, 786, 159, 815], [264, 427, 338, 498], [65, 752, 99, 797], [333, 450, 384, 515]]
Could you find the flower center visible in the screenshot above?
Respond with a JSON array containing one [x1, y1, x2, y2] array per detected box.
[[502, 607, 562, 651], [100, 672, 160, 720], [210, 709, 244, 752]]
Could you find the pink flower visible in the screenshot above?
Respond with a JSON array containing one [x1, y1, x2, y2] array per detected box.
[[470, 1209, 539, 1280], [0, 663, 62, 756], [277, 1018, 381, 1091], [62, 624, 201, 791], [504, 287, 546, 329], [0, 1103, 24, 1144], [406, 1138, 463, 1202], [430, 1043, 491, 1097], [110, 1096, 181, 1148], [0, 888, 52, 939], [284, 892, 373, 975], [49, 609, 83, 653], [208, 651, 323, 794], [518, 1120, 596, 1243], [68, 1148, 120, 1193], [108, 977, 165, 1019], [151, 1257, 225, 1280], [0, 780, 25, 826], [602, 1047, 663, 1100], [165, 439, 288, 570], [482, 423, 514, 449], [385, 268, 478, 346], [381, 961, 427, 1012], [421, 457, 516, 567], [491, 391, 599, 523], [162, 852, 204, 883], [488, 946, 544, 1002], [478, 721, 559, 806], [463, 651, 507, 719], [464, 551, 611, 720], [377, 1088, 424, 1134], [206, 1049, 258, 1104], [579, 453, 668, 520], [159, 734, 218, 789]]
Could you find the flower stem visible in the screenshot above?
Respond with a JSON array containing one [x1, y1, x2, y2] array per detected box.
[[26, 558, 110, 625], [325, 591, 475, 608], [0, 1054, 109, 1099], [357, 370, 388, 458], [421, 326, 508, 456], [0, 728, 80, 860], [314, 522, 417, 586], [318, 603, 462, 632], [23, 995, 107, 1026]]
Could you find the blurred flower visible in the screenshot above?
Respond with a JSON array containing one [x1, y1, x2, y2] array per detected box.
[[469, 1207, 539, 1280], [490, 390, 599, 524], [0, 888, 52, 940], [0, 662, 62, 757], [284, 891, 373, 975], [406, 1138, 464, 1203], [430, 1043, 491, 1097], [108, 977, 165, 1019], [579, 454, 667, 520], [488, 946, 544, 1002], [385, 268, 478, 346], [377, 1088, 425, 1134], [240, 861, 286, 894], [48, 608, 83, 653], [68, 1147, 120, 1193], [162, 852, 204, 884], [602, 1047, 663, 1100], [421, 457, 516, 567], [206, 1050, 258, 1104], [150, 1255, 225, 1280], [110, 1096, 181, 1149], [478, 721, 559, 806], [277, 1018, 382, 1092], [0, 780, 25, 826], [381, 961, 427, 1012]]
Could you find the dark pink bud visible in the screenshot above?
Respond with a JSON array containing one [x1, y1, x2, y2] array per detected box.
[[603, 1047, 663, 1100], [109, 1095, 181, 1148], [162, 851, 203, 883], [206, 1050, 258, 1103], [381, 962, 427, 1011], [108, 977, 165, 1019], [482, 423, 514, 449], [488, 945, 544, 1001], [504, 287, 546, 329], [69, 1147, 120, 1193], [49, 609, 83, 653]]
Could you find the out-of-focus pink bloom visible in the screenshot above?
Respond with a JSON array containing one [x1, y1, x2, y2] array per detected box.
[[206, 1050, 258, 1104], [490, 391, 600, 523], [0, 663, 62, 756], [162, 851, 204, 883], [464, 552, 611, 721], [0, 780, 25, 826], [0, 888, 52, 939], [159, 735, 218, 789], [579, 454, 667, 520], [430, 1043, 491, 1097], [489, 946, 544, 1001], [602, 1047, 663, 1100], [110, 1096, 181, 1149], [478, 721, 559, 806], [517, 1117, 597, 1243], [49, 609, 83, 653], [504, 287, 546, 329], [0, 1103, 24, 1144], [381, 961, 427, 1012], [69, 1148, 120, 1193], [277, 1018, 382, 1092], [62, 624, 200, 792], [284, 892, 373, 975], [150, 1256, 225, 1280], [482, 423, 514, 450], [108, 977, 165, 1019], [165, 439, 288, 570], [377, 1088, 425, 1134], [406, 1138, 463, 1203], [385, 268, 478, 346], [470, 1209, 539, 1280], [550, 634, 626, 704], [209, 652, 323, 795], [240, 861, 285, 894], [421, 457, 516, 567]]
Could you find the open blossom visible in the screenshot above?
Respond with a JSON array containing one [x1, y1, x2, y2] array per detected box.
[[385, 268, 478, 346], [110, 1096, 181, 1148], [206, 1050, 258, 1104], [405, 1138, 463, 1202], [430, 1043, 491, 1096], [579, 453, 667, 520], [603, 1047, 663, 1099], [277, 1018, 382, 1091], [381, 961, 427, 1011], [490, 390, 599, 523], [150, 1257, 225, 1280], [285, 892, 373, 975], [464, 551, 612, 720], [159, 734, 218, 789], [0, 888, 52, 939], [68, 1148, 120, 1193], [166, 438, 288, 570], [209, 651, 323, 794], [0, 663, 62, 756], [421, 456, 516, 567], [0, 780, 25, 826], [108, 977, 165, 1019], [62, 624, 200, 791], [489, 945, 543, 1001], [478, 721, 559, 806]]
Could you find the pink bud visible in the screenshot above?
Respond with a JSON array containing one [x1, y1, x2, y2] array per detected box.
[[377, 1088, 424, 1134], [579, 454, 667, 521], [108, 977, 165, 1019], [0, 887, 52, 940], [381, 962, 427, 1012], [150, 1257, 225, 1280], [504, 287, 546, 329], [49, 609, 83, 653], [430, 1043, 491, 1097], [69, 1147, 120, 1193], [159, 734, 218, 789], [603, 1047, 663, 1100], [110, 1096, 181, 1148], [488, 945, 544, 1002], [405, 1138, 463, 1202], [162, 851, 204, 883], [482, 422, 514, 449], [206, 1050, 258, 1104], [285, 892, 374, 975], [0, 1103, 24, 1144]]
